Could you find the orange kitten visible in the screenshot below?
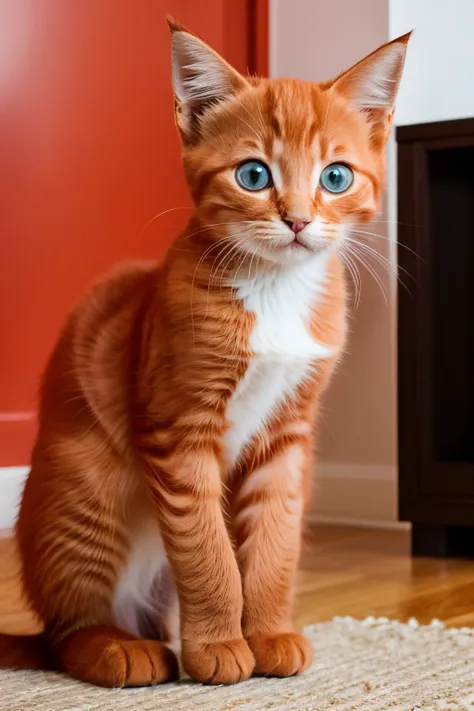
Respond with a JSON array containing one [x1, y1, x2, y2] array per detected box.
[[0, 19, 410, 687]]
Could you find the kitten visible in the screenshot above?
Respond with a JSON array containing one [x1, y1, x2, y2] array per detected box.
[[0, 18, 410, 687]]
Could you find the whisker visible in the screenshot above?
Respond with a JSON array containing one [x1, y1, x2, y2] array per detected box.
[[344, 244, 388, 305], [239, 101, 266, 137], [370, 219, 421, 228], [211, 238, 248, 289], [340, 247, 362, 309], [347, 238, 414, 299], [255, 101, 268, 138], [137, 206, 192, 242], [350, 228, 425, 263], [194, 228, 255, 324], [247, 240, 258, 284], [202, 241, 242, 321], [190, 235, 237, 340], [226, 108, 262, 141], [182, 220, 254, 243], [347, 254, 362, 309], [347, 236, 413, 281], [231, 248, 252, 292]]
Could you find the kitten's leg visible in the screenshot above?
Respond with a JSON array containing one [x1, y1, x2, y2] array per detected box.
[[18, 450, 179, 688], [234, 442, 314, 677], [144, 451, 255, 684]]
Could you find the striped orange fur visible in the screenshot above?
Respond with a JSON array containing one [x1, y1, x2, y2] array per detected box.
[[0, 19, 410, 687]]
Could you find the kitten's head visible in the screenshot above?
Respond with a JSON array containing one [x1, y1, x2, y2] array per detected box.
[[169, 18, 410, 266]]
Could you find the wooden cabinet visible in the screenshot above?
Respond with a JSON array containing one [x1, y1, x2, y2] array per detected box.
[[0, 1, 264, 467], [397, 118, 474, 556]]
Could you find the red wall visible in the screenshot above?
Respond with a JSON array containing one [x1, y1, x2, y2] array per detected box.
[[0, 0, 253, 466]]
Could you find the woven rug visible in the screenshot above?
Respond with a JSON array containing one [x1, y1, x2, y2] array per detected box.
[[1, 617, 474, 711]]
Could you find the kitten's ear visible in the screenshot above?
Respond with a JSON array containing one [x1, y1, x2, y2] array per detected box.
[[167, 17, 249, 141], [332, 32, 412, 139]]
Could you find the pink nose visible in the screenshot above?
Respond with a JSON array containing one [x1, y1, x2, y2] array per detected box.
[[284, 219, 310, 234]]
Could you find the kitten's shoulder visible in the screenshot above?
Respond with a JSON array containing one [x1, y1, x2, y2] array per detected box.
[[68, 260, 158, 324], [51, 260, 161, 360], [86, 260, 159, 305]]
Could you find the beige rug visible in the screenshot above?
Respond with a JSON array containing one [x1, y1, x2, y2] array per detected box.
[[1, 617, 474, 711]]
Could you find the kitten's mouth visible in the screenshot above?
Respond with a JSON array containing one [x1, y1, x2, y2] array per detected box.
[[283, 235, 311, 252], [289, 237, 309, 250]]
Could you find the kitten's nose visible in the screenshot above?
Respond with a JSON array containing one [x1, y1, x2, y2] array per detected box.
[[283, 219, 310, 234]]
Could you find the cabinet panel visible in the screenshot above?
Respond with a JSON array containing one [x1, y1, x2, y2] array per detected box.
[[398, 118, 474, 543]]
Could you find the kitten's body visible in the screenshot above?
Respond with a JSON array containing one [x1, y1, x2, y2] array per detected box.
[[0, 20, 410, 687], [121, 248, 339, 635]]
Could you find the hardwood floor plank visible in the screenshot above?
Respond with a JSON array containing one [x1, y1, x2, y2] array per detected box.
[[1, 525, 474, 637]]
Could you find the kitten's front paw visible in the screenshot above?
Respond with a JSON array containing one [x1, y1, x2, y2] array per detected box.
[[182, 638, 255, 685], [247, 632, 313, 677]]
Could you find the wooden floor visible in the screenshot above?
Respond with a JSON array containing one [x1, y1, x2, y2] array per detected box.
[[1, 525, 474, 637]]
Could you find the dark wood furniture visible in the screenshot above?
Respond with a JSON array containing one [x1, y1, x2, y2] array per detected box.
[[397, 118, 474, 556]]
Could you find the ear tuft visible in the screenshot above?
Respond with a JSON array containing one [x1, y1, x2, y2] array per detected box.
[[167, 15, 193, 35], [334, 32, 412, 114], [168, 19, 248, 140]]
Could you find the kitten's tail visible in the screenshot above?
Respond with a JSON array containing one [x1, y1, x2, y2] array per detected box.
[[0, 633, 52, 670]]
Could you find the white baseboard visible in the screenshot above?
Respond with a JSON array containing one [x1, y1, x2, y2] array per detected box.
[[306, 512, 411, 532], [0, 461, 404, 534], [310, 460, 401, 528], [0, 466, 29, 532], [317, 461, 397, 482]]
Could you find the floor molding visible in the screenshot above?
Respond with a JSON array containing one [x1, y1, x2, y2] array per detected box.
[[310, 460, 401, 527], [0, 466, 29, 530], [317, 461, 397, 482], [306, 512, 411, 532], [0, 463, 407, 532]]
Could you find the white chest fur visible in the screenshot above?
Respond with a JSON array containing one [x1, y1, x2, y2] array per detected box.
[[113, 517, 166, 637], [224, 252, 333, 469]]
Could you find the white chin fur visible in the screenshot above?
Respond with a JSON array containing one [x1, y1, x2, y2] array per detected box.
[[242, 236, 339, 267]]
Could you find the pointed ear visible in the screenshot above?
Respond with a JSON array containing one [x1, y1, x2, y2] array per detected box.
[[332, 32, 412, 137], [167, 17, 249, 141]]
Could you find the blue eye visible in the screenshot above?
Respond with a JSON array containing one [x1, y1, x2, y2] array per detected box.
[[236, 160, 272, 191], [320, 163, 354, 194]]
